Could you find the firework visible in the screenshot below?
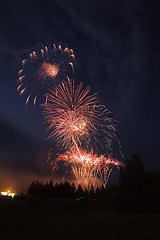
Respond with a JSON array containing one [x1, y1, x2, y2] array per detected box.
[[44, 79, 98, 150], [95, 153, 124, 187], [17, 41, 124, 188], [55, 148, 123, 187], [44, 80, 120, 156], [55, 148, 98, 185], [17, 43, 75, 105]]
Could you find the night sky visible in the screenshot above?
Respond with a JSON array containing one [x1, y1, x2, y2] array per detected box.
[[0, 0, 160, 193]]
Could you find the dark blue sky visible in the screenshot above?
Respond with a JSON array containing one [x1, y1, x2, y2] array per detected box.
[[0, 0, 160, 192]]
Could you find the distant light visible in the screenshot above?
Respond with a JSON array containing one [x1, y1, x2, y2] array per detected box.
[[1, 192, 7, 196], [1, 191, 15, 198], [8, 193, 15, 198]]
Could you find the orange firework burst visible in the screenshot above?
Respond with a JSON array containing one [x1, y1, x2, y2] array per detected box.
[[44, 79, 121, 156], [95, 153, 124, 186], [55, 148, 123, 186], [55, 148, 100, 186], [17, 41, 124, 188], [44, 79, 99, 150], [17, 43, 75, 105], [39, 62, 59, 78]]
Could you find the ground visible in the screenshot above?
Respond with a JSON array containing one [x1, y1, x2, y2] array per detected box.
[[0, 199, 160, 240]]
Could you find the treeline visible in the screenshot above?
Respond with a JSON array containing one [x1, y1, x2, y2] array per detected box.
[[116, 155, 160, 213], [28, 180, 107, 199], [28, 155, 160, 213]]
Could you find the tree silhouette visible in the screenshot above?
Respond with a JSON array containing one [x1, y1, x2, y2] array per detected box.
[[84, 187, 89, 198], [28, 180, 43, 197], [71, 183, 76, 197], [76, 184, 84, 198], [89, 184, 95, 198], [119, 155, 147, 211]]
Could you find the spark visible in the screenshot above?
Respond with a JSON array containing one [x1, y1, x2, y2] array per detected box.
[[55, 148, 123, 187], [17, 42, 124, 188], [44, 80, 120, 155], [43, 79, 98, 150], [17, 42, 75, 104], [39, 62, 59, 78]]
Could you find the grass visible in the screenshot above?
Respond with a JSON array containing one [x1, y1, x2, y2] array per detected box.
[[0, 199, 160, 240]]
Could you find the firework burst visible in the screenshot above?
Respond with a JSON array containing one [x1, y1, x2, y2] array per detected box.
[[54, 148, 123, 186], [17, 43, 75, 105], [95, 153, 124, 187], [44, 80, 120, 156], [43, 79, 98, 150], [17, 42, 124, 188]]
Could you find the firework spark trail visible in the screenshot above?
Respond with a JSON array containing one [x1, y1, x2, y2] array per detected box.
[[17, 43, 75, 105], [56, 148, 99, 185], [95, 153, 124, 186], [43, 79, 120, 156], [44, 79, 123, 186], [43, 79, 99, 150], [56, 148, 124, 186], [17, 42, 124, 188]]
